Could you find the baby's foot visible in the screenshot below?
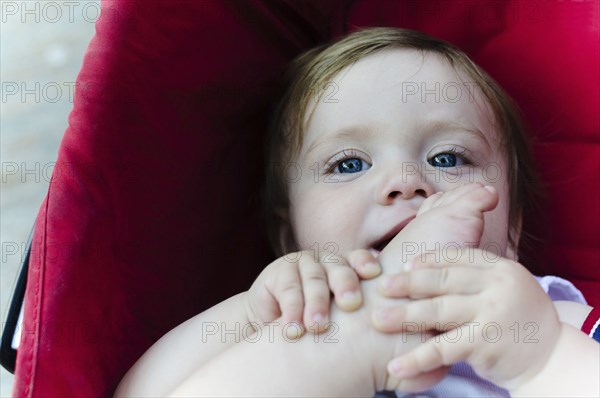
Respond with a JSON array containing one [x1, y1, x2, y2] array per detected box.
[[376, 182, 499, 272], [345, 183, 497, 390], [348, 183, 498, 390]]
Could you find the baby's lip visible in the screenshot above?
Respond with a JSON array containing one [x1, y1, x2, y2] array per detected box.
[[369, 215, 416, 253]]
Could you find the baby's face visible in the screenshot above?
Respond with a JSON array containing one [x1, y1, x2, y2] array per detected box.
[[287, 48, 515, 259]]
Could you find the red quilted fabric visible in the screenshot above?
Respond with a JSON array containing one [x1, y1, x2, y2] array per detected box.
[[13, 1, 599, 396]]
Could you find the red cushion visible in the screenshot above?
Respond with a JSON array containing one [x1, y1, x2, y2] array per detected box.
[[13, 0, 599, 396], [347, 0, 600, 306]]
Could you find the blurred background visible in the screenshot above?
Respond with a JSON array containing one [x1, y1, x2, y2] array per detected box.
[[1, 1, 99, 395]]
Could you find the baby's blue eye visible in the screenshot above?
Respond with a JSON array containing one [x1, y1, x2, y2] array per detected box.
[[429, 153, 461, 168], [336, 158, 368, 173]]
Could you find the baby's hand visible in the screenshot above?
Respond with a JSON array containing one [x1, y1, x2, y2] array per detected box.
[[374, 248, 561, 392], [246, 249, 381, 335]]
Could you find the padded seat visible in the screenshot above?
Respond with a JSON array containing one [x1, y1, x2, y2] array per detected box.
[[12, 1, 599, 396]]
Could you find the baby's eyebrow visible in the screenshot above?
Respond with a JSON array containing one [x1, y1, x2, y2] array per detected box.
[[305, 125, 374, 160], [422, 119, 492, 149], [304, 120, 493, 161]]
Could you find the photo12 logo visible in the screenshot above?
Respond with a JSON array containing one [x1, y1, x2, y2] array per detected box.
[[1, 1, 102, 24], [401, 81, 479, 104], [401, 321, 540, 344], [1, 81, 142, 104], [200, 321, 340, 344]]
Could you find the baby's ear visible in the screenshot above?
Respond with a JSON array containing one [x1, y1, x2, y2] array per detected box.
[[278, 223, 297, 256], [506, 209, 523, 261], [275, 208, 298, 256]]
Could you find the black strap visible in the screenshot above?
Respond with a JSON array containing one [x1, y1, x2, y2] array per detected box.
[[1, 227, 32, 374]]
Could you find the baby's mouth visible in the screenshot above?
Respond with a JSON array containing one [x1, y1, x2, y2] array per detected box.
[[374, 236, 395, 252], [368, 214, 416, 258], [369, 235, 396, 258]]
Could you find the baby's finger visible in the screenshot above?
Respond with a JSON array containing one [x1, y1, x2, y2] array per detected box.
[[387, 327, 474, 379], [372, 295, 477, 332], [346, 249, 381, 279], [273, 271, 305, 330], [298, 256, 331, 332], [410, 247, 500, 269], [377, 266, 486, 298], [321, 256, 363, 312]]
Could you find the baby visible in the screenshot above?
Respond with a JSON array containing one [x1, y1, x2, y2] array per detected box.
[[115, 27, 598, 397]]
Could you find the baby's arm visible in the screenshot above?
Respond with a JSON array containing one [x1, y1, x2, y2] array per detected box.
[[554, 300, 594, 328], [511, 322, 599, 397], [115, 249, 380, 397], [114, 292, 253, 397], [517, 301, 599, 397]]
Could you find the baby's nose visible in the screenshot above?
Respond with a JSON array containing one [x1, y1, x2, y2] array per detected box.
[[376, 162, 435, 204]]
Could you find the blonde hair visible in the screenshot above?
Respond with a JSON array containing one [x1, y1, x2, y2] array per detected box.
[[262, 27, 541, 258]]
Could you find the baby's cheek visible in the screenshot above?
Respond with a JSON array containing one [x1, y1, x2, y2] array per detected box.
[[290, 194, 331, 250], [292, 193, 357, 253]]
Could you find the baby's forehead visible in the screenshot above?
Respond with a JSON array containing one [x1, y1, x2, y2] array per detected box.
[[301, 48, 502, 149], [338, 48, 459, 81]]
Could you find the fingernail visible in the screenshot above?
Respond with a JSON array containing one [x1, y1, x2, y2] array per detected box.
[[341, 290, 360, 303], [484, 185, 496, 193], [338, 290, 362, 311], [363, 261, 380, 273], [388, 359, 408, 377], [312, 313, 327, 324], [284, 322, 304, 340], [404, 259, 414, 271]]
